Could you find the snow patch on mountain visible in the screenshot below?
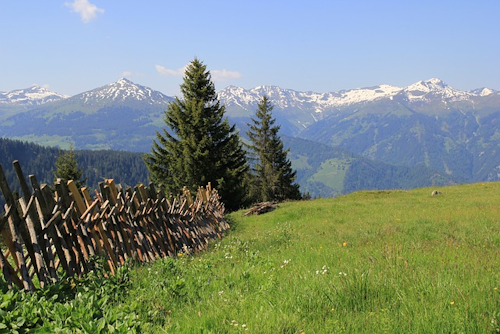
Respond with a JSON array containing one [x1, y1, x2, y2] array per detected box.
[[334, 84, 401, 105], [219, 83, 403, 111], [220, 78, 497, 115], [74, 78, 171, 105], [470, 87, 496, 96], [0, 86, 69, 106], [402, 78, 473, 102]]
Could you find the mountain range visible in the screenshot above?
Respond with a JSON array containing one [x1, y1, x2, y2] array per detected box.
[[1, 77, 499, 196]]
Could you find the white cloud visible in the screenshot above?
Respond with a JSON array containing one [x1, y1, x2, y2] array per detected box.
[[156, 64, 241, 82], [120, 71, 144, 79], [155, 64, 186, 76], [65, 0, 104, 23], [212, 69, 242, 81]]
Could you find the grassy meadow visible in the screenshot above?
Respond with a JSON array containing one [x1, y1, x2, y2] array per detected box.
[[1, 182, 499, 333], [128, 182, 500, 333]]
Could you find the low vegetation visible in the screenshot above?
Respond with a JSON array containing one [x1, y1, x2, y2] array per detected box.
[[130, 182, 500, 332], [0, 260, 141, 333]]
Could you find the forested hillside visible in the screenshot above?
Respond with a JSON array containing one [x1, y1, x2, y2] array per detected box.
[[0, 138, 149, 195], [283, 136, 455, 197]]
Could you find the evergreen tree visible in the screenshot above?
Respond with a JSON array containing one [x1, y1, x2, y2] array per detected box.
[[53, 143, 85, 188], [144, 58, 248, 211], [247, 96, 301, 202]]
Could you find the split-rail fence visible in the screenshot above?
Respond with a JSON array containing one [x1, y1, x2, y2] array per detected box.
[[0, 160, 229, 291]]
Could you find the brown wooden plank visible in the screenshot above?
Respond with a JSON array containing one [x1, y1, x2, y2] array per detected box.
[[19, 197, 49, 288], [45, 212, 73, 277], [0, 164, 34, 291], [80, 214, 96, 258], [109, 215, 128, 263], [0, 247, 23, 289], [67, 180, 87, 215], [95, 216, 118, 274], [80, 199, 99, 220], [12, 161, 32, 202], [105, 179, 118, 205], [61, 203, 85, 276], [9, 162, 44, 283], [81, 187, 92, 207], [55, 180, 72, 210], [40, 184, 56, 215], [137, 184, 148, 204], [59, 218, 80, 277]]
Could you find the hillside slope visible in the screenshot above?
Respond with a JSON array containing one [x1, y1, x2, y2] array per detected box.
[[283, 136, 454, 197], [128, 181, 500, 332], [0, 138, 149, 195]]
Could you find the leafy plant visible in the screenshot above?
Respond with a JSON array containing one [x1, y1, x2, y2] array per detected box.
[[0, 258, 141, 333]]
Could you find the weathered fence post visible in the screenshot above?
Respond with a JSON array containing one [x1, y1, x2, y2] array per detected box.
[[0, 164, 34, 291]]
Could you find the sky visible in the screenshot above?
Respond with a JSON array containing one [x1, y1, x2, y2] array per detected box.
[[1, 1, 499, 97]]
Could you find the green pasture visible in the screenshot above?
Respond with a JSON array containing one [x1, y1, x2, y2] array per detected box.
[[131, 182, 500, 333], [1, 182, 499, 333]]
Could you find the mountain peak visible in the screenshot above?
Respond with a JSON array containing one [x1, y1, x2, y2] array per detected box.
[[72, 78, 173, 106], [115, 77, 134, 85], [470, 87, 496, 96], [426, 78, 447, 86], [0, 85, 68, 106], [406, 78, 448, 92], [402, 78, 473, 102]]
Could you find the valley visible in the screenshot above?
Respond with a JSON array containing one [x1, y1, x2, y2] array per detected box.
[[1, 77, 499, 197]]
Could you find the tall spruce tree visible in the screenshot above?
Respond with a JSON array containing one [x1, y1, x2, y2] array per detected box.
[[144, 58, 248, 211], [53, 143, 85, 188], [247, 96, 301, 202]]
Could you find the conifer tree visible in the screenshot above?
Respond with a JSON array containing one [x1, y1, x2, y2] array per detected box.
[[144, 58, 248, 211], [53, 143, 85, 188], [247, 96, 301, 202]]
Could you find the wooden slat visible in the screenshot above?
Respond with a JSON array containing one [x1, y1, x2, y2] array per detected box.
[[19, 197, 49, 288], [81, 187, 92, 207], [0, 164, 34, 291], [67, 180, 87, 215]]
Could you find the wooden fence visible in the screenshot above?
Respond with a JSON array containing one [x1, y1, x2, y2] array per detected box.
[[0, 160, 229, 291]]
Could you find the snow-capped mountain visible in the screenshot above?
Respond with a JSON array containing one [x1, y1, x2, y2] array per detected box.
[[218, 83, 403, 113], [219, 78, 495, 114], [400, 78, 475, 102], [0, 78, 174, 152], [70, 78, 172, 106], [470, 87, 496, 96], [0, 85, 69, 106]]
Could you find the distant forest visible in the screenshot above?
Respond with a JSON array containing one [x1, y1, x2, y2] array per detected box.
[[0, 138, 150, 199]]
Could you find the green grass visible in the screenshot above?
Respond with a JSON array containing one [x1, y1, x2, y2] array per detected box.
[[290, 154, 313, 170], [10, 134, 73, 149], [126, 182, 500, 333], [309, 158, 351, 191], [3, 182, 500, 332]]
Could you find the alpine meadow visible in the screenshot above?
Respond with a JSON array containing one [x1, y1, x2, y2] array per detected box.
[[3, 182, 499, 332]]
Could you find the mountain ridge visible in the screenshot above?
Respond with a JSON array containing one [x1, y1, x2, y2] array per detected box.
[[1, 77, 500, 194], [219, 78, 497, 113], [2, 77, 497, 111], [0, 85, 69, 106]]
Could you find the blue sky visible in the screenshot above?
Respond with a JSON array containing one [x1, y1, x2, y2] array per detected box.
[[1, 1, 499, 96]]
